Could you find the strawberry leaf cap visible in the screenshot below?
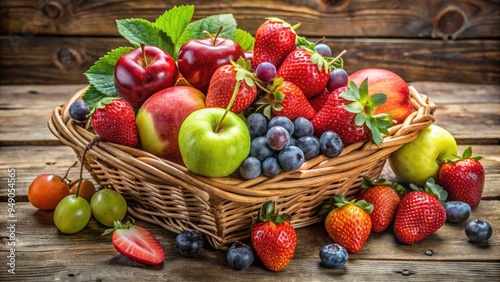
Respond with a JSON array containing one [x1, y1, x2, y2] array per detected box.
[[409, 178, 448, 206], [361, 175, 405, 194], [319, 193, 373, 216], [444, 146, 483, 163], [256, 201, 291, 224], [340, 79, 395, 146], [254, 77, 286, 119], [102, 217, 135, 236]]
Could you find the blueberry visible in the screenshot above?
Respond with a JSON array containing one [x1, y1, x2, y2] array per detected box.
[[293, 117, 314, 138], [262, 157, 281, 178], [246, 112, 268, 139], [278, 146, 305, 171], [288, 137, 298, 147], [319, 244, 348, 268], [297, 136, 320, 160], [250, 136, 274, 162], [268, 116, 294, 136], [319, 131, 344, 158], [267, 126, 290, 151], [227, 241, 255, 270], [239, 157, 262, 180], [465, 219, 493, 243], [315, 43, 332, 57], [69, 100, 90, 124], [445, 201, 471, 223], [175, 231, 204, 257]]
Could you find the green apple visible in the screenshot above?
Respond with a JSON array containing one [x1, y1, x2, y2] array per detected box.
[[389, 124, 457, 187], [178, 107, 251, 178]]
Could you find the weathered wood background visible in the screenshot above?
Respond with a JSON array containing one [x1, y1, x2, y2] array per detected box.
[[1, 0, 499, 85]]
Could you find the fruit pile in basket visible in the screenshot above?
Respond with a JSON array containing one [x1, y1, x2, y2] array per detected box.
[[35, 5, 492, 271]]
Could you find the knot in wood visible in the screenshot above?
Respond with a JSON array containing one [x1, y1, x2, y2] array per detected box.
[[42, 1, 64, 19], [55, 47, 83, 70], [433, 6, 468, 40], [321, 0, 350, 9]]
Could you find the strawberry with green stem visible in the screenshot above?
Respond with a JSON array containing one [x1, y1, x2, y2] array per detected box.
[[251, 201, 297, 272], [393, 178, 448, 244], [312, 79, 395, 145], [438, 146, 485, 209]]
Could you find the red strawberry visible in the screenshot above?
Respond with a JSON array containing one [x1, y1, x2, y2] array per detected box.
[[276, 47, 330, 98], [206, 58, 257, 114], [312, 80, 395, 145], [358, 176, 403, 232], [308, 88, 330, 112], [320, 193, 373, 253], [103, 219, 165, 265], [91, 97, 138, 147], [252, 18, 299, 69], [255, 78, 316, 121], [393, 178, 447, 244], [438, 146, 485, 209], [251, 201, 297, 272]]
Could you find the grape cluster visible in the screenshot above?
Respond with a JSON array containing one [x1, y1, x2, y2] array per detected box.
[[239, 114, 344, 180]]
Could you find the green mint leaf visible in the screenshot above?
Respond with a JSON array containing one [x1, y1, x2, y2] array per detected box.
[[234, 28, 255, 50], [82, 85, 119, 112], [85, 46, 134, 95], [176, 14, 237, 55], [369, 93, 387, 107], [117, 18, 174, 55], [154, 5, 194, 58]]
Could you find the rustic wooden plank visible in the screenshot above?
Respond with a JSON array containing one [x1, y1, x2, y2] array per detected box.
[[0, 202, 498, 282], [1, 144, 498, 201], [411, 82, 500, 104], [1, 36, 499, 85], [1, 0, 499, 39]]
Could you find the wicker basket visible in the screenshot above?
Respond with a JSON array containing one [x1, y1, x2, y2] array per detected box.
[[48, 85, 435, 250]]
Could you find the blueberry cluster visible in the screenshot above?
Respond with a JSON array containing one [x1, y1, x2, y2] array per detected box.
[[239, 114, 344, 180]]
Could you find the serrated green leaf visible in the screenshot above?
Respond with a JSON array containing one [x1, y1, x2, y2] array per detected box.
[[234, 28, 255, 51], [117, 18, 174, 55], [82, 85, 119, 113], [154, 5, 194, 57], [369, 93, 387, 107], [84, 47, 134, 95], [344, 101, 363, 114], [176, 14, 237, 54]]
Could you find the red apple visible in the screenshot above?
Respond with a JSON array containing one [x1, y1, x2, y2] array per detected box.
[[136, 86, 206, 164], [177, 27, 245, 93], [349, 68, 414, 124], [114, 44, 178, 108]]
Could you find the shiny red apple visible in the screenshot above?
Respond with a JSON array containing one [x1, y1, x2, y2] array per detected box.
[[114, 43, 178, 108], [349, 68, 414, 124], [177, 27, 245, 93]]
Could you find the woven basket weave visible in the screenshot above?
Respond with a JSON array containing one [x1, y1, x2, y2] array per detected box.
[[48, 85, 435, 250]]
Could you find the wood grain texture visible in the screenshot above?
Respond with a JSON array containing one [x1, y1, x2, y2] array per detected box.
[[1, 0, 499, 39], [1, 36, 499, 85]]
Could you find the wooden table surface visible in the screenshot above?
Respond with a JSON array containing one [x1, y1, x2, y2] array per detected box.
[[0, 82, 499, 281]]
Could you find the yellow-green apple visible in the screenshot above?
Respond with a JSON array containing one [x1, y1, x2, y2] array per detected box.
[[178, 107, 251, 178], [349, 68, 414, 124], [177, 27, 245, 94], [136, 86, 206, 165], [389, 124, 458, 187], [114, 44, 178, 108]]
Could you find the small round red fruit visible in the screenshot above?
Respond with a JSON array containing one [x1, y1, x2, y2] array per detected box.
[[28, 174, 70, 210], [69, 178, 97, 203]]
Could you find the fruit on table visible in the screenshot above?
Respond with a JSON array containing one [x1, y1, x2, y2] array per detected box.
[[438, 146, 485, 209], [465, 219, 493, 243], [136, 85, 206, 165], [312, 80, 394, 146], [320, 193, 373, 253], [319, 243, 348, 269], [28, 174, 70, 210], [175, 231, 204, 257], [177, 26, 245, 93], [251, 201, 297, 272], [389, 124, 458, 187], [69, 178, 96, 203], [53, 194, 92, 234], [68, 100, 90, 125], [445, 201, 471, 223], [349, 68, 414, 124], [205, 59, 257, 114], [393, 179, 447, 244], [114, 43, 178, 108], [90, 98, 138, 147], [252, 18, 298, 69], [179, 107, 251, 177], [226, 241, 255, 270], [358, 176, 403, 233], [103, 219, 165, 265], [90, 189, 127, 227]]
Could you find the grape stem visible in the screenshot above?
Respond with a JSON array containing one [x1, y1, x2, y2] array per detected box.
[[328, 49, 347, 66], [62, 161, 78, 182], [75, 136, 101, 198], [214, 80, 241, 133]]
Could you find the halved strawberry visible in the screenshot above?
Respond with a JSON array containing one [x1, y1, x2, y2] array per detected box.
[[103, 219, 164, 265]]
